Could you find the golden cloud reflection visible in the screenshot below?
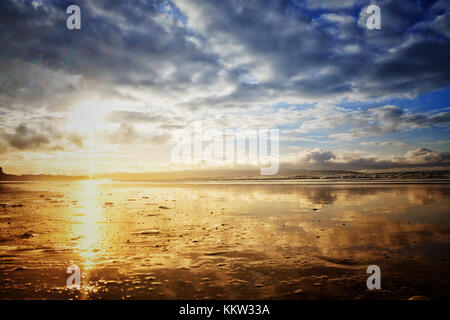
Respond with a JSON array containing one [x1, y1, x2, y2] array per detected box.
[[0, 181, 449, 299]]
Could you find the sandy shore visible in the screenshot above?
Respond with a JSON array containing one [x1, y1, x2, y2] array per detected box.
[[0, 181, 449, 299]]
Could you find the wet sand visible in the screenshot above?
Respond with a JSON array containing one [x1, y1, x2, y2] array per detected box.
[[0, 180, 449, 299]]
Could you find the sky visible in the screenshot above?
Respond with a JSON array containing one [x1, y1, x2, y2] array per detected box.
[[0, 0, 449, 175]]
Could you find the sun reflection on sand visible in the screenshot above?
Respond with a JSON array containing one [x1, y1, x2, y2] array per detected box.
[[71, 180, 105, 271]]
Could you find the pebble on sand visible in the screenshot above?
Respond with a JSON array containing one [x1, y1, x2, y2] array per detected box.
[[408, 296, 430, 300], [20, 231, 36, 239], [14, 267, 28, 271], [132, 230, 160, 235]]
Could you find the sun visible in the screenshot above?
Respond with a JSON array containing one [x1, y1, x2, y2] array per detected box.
[[67, 98, 108, 133]]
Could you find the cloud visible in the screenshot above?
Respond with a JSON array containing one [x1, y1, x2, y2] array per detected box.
[[1, 0, 449, 114], [105, 111, 170, 124], [429, 13, 450, 37], [0, 0, 226, 113], [360, 141, 407, 147], [321, 105, 450, 141], [429, 140, 450, 145], [0, 0, 449, 173], [0, 59, 83, 112], [337, 148, 450, 168], [150, 133, 171, 145], [1, 122, 84, 152], [302, 149, 336, 163], [281, 104, 450, 141], [7, 124, 50, 150], [282, 148, 336, 165], [402, 148, 450, 164], [175, 0, 450, 106], [280, 147, 450, 170], [304, 0, 358, 10], [101, 123, 171, 145]]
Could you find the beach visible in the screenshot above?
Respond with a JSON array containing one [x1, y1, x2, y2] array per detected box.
[[0, 180, 449, 299]]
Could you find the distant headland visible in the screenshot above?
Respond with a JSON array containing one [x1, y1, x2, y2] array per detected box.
[[1, 166, 450, 182], [0, 167, 88, 181]]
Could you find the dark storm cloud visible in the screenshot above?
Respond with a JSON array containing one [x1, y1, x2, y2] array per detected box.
[[303, 0, 359, 10], [0, 122, 84, 152], [175, 0, 450, 106], [185, 0, 360, 101], [355, 0, 450, 97], [7, 124, 50, 150], [0, 0, 222, 111], [0, 0, 449, 109], [0, 59, 83, 111]]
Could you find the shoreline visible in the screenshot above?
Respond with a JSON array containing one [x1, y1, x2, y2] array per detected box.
[[2, 178, 450, 185]]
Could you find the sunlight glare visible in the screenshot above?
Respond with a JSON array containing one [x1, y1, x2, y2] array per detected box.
[[71, 180, 105, 270]]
